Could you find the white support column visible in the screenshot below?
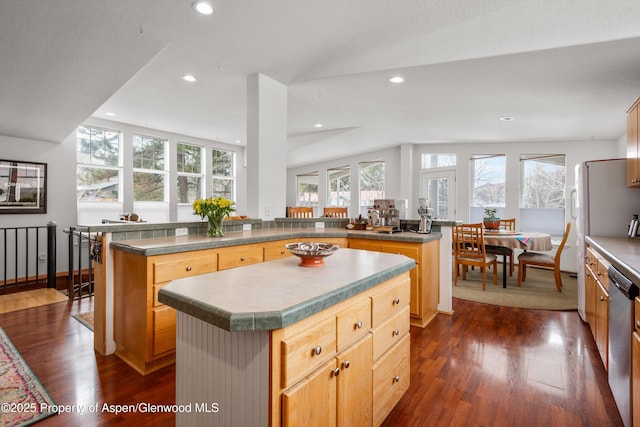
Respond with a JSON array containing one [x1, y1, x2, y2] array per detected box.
[[246, 73, 288, 220]]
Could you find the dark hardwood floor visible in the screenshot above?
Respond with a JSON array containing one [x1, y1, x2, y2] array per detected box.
[[0, 296, 623, 426]]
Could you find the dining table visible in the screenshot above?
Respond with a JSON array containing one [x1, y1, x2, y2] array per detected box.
[[483, 230, 553, 288]]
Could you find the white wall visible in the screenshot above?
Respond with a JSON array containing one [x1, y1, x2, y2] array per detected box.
[[0, 133, 77, 274]]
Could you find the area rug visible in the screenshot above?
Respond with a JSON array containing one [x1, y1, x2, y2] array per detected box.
[[452, 266, 578, 310], [0, 327, 57, 426], [72, 311, 94, 332]]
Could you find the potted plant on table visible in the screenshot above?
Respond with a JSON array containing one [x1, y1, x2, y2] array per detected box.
[[483, 208, 500, 230], [193, 196, 236, 237]]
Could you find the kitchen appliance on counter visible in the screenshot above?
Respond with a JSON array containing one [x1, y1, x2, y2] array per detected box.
[[575, 159, 640, 321], [367, 199, 401, 232], [608, 265, 639, 427], [416, 198, 433, 234]]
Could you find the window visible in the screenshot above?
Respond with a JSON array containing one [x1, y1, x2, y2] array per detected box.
[[520, 154, 566, 235], [421, 153, 456, 169], [359, 161, 384, 210], [133, 135, 167, 202], [177, 143, 203, 203], [470, 154, 505, 221], [76, 125, 121, 201], [327, 166, 350, 206], [211, 149, 235, 200], [296, 173, 318, 207]]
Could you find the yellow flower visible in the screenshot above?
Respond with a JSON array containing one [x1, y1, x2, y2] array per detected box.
[[192, 197, 236, 220]]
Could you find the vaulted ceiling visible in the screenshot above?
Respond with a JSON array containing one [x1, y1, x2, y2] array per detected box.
[[2, 0, 640, 168]]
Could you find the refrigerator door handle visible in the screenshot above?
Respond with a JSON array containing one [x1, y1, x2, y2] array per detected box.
[[569, 188, 577, 220]]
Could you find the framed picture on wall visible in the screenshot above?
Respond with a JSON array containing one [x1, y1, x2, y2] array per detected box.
[[0, 159, 47, 214]]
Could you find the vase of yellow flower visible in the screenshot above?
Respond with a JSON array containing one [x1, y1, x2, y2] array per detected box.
[[193, 197, 236, 237]]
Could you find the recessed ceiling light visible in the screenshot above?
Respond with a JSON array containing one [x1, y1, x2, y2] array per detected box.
[[105, 112, 116, 117], [182, 74, 197, 83], [314, 123, 324, 128], [192, 0, 214, 15], [499, 116, 515, 121], [388, 76, 404, 84]]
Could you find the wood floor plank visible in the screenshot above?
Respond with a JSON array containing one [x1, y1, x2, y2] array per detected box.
[[0, 295, 624, 426]]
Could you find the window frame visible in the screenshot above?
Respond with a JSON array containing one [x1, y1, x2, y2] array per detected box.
[[132, 134, 168, 202], [176, 142, 204, 204], [76, 125, 122, 203]]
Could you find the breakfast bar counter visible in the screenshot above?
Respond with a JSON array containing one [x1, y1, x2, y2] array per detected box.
[[158, 249, 415, 426]]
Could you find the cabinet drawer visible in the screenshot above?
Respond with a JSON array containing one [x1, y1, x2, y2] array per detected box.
[[151, 306, 176, 359], [371, 277, 410, 328], [218, 245, 264, 270], [348, 239, 382, 252], [372, 306, 410, 361], [372, 333, 410, 427], [153, 284, 167, 307], [281, 316, 337, 388], [153, 254, 217, 284], [596, 257, 611, 291], [336, 298, 371, 352], [264, 240, 295, 261], [381, 244, 419, 260]]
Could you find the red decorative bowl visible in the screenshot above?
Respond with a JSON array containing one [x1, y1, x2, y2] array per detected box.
[[285, 242, 339, 267]]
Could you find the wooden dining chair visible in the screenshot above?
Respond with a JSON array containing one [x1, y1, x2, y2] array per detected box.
[[287, 207, 314, 218], [485, 218, 516, 276], [517, 222, 571, 292], [453, 223, 498, 291], [323, 207, 348, 218]]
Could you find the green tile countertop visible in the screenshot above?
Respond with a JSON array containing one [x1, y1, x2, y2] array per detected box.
[[110, 228, 441, 256], [158, 248, 415, 331]]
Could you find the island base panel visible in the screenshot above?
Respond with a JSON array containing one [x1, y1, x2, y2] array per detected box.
[[175, 312, 270, 427]]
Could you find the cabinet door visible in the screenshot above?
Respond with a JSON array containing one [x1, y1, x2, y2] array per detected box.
[[628, 103, 640, 187], [595, 280, 609, 368], [585, 266, 596, 334], [336, 334, 373, 427], [381, 243, 420, 317], [348, 239, 382, 252], [282, 358, 338, 427], [633, 331, 640, 427]]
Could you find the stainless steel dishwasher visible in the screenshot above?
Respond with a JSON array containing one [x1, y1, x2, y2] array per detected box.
[[608, 265, 639, 427]]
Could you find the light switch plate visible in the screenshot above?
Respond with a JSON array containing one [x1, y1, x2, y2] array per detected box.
[[315, 222, 325, 229], [175, 227, 188, 236], [242, 224, 252, 231]]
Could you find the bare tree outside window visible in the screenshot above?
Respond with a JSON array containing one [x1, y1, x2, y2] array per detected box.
[[212, 149, 235, 200], [177, 143, 203, 203], [471, 154, 505, 208], [327, 167, 350, 206], [133, 135, 167, 202], [76, 125, 121, 202], [359, 161, 384, 209], [296, 173, 318, 206]]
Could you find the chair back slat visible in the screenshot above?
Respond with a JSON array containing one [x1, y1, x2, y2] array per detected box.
[[323, 207, 348, 218], [288, 207, 314, 218]]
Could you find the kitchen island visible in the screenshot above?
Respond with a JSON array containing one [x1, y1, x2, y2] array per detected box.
[[158, 248, 415, 426]]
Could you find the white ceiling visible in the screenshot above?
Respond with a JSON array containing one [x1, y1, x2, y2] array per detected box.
[[2, 0, 640, 168]]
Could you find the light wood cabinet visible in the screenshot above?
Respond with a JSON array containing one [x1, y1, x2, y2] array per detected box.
[[349, 238, 439, 328], [113, 248, 219, 374], [272, 273, 410, 427], [585, 245, 610, 369], [628, 97, 640, 187], [218, 243, 264, 270]]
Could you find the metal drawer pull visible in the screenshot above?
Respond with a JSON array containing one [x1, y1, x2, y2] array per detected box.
[[241, 256, 246, 261], [280, 250, 285, 254], [342, 360, 350, 369], [636, 320, 640, 329], [393, 297, 400, 305], [186, 266, 192, 271], [312, 346, 322, 356], [393, 329, 400, 336], [355, 321, 363, 329], [393, 376, 400, 383], [331, 368, 340, 377], [600, 295, 607, 302]]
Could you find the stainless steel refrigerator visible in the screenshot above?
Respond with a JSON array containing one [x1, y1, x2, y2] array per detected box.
[[574, 158, 640, 321]]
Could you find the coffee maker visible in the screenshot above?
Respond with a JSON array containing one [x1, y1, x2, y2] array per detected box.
[[367, 199, 401, 232], [417, 198, 433, 234]]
